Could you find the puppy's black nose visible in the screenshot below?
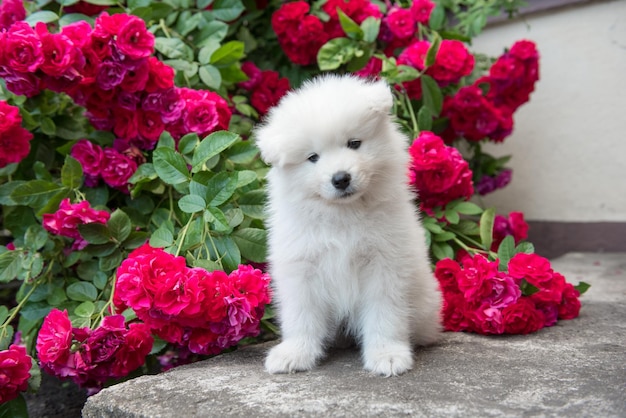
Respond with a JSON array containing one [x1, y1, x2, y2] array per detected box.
[[332, 171, 351, 190]]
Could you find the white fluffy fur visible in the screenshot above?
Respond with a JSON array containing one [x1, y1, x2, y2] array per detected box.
[[255, 75, 442, 377]]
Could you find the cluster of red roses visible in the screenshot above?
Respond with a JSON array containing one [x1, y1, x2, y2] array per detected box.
[[435, 252, 582, 335], [239, 62, 290, 116], [42, 198, 110, 250], [36, 309, 153, 392], [491, 211, 529, 251], [0, 100, 33, 169], [442, 40, 540, 143], [408, 131, 474, 211], [0, 0, 24, 31], [0, 13, 231, 190], [0, 344, 32, 403], [271, 0, 382, 66], [114, 244, 272, 356]]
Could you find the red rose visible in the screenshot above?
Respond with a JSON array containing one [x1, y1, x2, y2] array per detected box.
[[144, 57, 175, 93], [113, 106, 139, 139], [36, 309, 73, 369], [71, 139, 104, 177], [441, 293, 472, 332], [0, 101, 21, 133], [434, 258, 462, 295], [2, 21, 44, 73], [101, 148, 138, 192], [386, 7, 416, 40], [558, 283, 581, 320], [355, 56, 382, 78], [271, 1, 309, 35], [250, 70, 290, 116], [502, 297, 545, 334], [0, 125, 33, 168], [507, 253, 554, 286], [120, 59, 149, 92], [456, 254, 499, 303], [111, 322, 153, 377], [399, 40, 474, 86], [0, 345, 32, 403], [411, 0, 435, 25], [36, 22, 81, 78], [116, 15, 155, 60], [0, 0, 26, 31], [136, 109, 165, 146]]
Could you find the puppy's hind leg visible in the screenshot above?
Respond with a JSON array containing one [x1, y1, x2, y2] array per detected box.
[[265, 270, 331, 374]]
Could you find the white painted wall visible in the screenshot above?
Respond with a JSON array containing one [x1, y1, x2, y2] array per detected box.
[[471, 0, 626, 222]]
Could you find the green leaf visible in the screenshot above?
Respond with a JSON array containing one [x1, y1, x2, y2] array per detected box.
[[514, 241, 535, 255], [361, 17, 381, 43], [444, 208, 460, 224], [317, 38, 356, 71], [238, 189, 266, 219], [204, 207, 230, 231], [20, 302, 52, 321], [196, 20, 229, 47], [431, 242, 455, 261], [206, 172, 237, 207], [66, 282, 98, 302], [199, 65, 222, 89], [425, 32, 442, 67], [0, 393, 29, 418], [154, 37, 193, 60], [0, 181, 25, 206], [178, 133, 199, 155], [574, 281, 591, 295], [224, 141, 259, 165], [497, 235, 516, 271], [337, 9, 363, 40], [99, 249, 123, 272], [420, 75, 443, 116], [79, 223, 111, 245], [0, 251, 22, 283], [423, 221, 444, 234], [209, 41, 245, 66], [479, 207, 496, 251], [179, 195, 207, 213], [417, 106, 432, 132], [428, 4, 446, 31], [83, 0, 118, 4], [74, 301, 95, 318], [455, 202, 484, 215], [232, 228, 267, 263], [433, 231, 456, 242], [520, 279, 539, 296], [212, 236, 241, 272], [24, 224, 48, 251], [25, 10, 59, 25], [163, 59, 199, 78], [11, 180, 67, 208], [192, 131, 239, 172], [153, 147, 190, 185], [235, 170, 257, 188], [150, 227, 174, 248], [61, 155, 84, 189], [108, 209, 132, 242], [208, 0, 245, 21]]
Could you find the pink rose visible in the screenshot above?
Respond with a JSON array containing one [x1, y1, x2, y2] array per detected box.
[[36, 22, 81, 78], [0, 345, 32, 403], [456, 254, 499, 303], [116, 15, 155, 60], [42, 198, 110, 249], [2, 21, 44, 73], [101, 148, 138, 192], [410, 0, 435, 25], [483, 273, 521, 309], [71, 139, 104, 177], [36, 309, 73, 370], [110, 322, 153, 377], [0, 0, 26, 31], [469, 305, 505, 335], [386, 7, 416, 40]]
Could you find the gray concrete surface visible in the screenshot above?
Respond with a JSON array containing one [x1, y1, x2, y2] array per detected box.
[[83, 253, 626, 418]]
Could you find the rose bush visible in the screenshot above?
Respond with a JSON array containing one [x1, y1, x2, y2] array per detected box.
[[0, 0, 589, 414]]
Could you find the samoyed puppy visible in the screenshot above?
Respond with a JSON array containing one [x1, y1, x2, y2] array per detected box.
[[254, 74, 441, 377]]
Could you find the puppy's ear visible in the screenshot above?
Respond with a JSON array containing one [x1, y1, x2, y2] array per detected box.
[[253, 123, 284, 167], [366, 80, 394, 116]]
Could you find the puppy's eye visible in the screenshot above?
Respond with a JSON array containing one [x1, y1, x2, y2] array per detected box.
[[307, 153, 320, 163], [347, 139, 362, 150]]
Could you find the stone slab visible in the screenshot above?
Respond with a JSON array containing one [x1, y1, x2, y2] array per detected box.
[[82, 253, 626, 418]]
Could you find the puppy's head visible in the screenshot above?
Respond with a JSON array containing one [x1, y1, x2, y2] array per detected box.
[[254, 74, 406, 204]]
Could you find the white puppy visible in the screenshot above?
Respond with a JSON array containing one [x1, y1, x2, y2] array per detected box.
[[254, 74, 441, 377]]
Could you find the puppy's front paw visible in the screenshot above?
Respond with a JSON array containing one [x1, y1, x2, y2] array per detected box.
[[363, 343, 413, 377], [265, 340, 320, 374]]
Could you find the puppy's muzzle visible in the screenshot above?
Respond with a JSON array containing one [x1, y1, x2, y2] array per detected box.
[[332, 171, 351, 191]]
